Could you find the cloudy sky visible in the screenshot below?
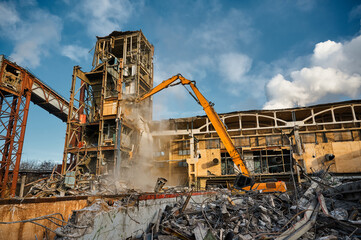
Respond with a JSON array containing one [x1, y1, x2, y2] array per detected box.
[[0, 0, 361, 163]]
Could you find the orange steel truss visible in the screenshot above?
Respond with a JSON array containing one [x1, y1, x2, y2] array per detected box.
[[0, 57, 32, 197], [0, 55, 71, 197]]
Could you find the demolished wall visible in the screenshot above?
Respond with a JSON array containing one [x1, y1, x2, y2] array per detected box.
[[151, 100, 361, 188], [0, 197, 88, 239], [55, 192, 216, 239]]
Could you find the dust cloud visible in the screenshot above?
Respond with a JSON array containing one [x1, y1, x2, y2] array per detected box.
[[115, 101, 173, 192]]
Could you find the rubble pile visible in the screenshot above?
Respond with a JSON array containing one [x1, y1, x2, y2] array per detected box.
[[25, 174, 134, 197], [142, 182, 361, 240], [146, 192, 290, 240], [25, 174, 186, 197], [52, 178, 361, 239]]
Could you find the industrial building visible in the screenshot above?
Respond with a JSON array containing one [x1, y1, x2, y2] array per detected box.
[[151, 100, 361, 188], [1, 30, 361, 239], [2, 30, 361, 194]]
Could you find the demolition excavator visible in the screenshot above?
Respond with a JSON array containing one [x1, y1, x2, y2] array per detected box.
[[138, 74, 287, 192]]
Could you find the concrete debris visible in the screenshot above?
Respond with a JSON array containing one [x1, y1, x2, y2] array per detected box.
[[51, 179, 361, 239], [138, 182, 361, 240], [330, 208, 348, 220], [155, 178, 168, 193], [24, 173, 171, 197], [317, 236, 338, 240], [24, 174, 130, 197]]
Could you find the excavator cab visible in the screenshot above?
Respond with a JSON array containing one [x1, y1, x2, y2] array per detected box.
[[233, 174, 254, 190]]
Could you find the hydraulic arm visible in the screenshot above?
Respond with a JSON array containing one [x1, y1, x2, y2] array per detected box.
[[139, 74, 249, 176], [139, 74, 286, 191]]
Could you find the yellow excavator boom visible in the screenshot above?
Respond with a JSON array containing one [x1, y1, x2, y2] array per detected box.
[[139, 74, 249, 176], [139, 74, 286, 192]]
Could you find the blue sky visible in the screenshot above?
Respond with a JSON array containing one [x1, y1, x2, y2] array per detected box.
[[1, 0, 361, 164]]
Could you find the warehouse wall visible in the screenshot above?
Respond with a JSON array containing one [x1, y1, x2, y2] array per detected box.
[[302, 141, 361, 174]]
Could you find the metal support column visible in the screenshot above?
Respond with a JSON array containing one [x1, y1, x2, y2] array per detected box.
[[0, 89, 32, 197]]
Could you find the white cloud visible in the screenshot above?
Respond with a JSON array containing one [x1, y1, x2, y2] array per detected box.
[[10, 12, 62, 68], [264, 68, 361, 109], [192, 9, 258, 49], [154, 55, 214, 84], [0, 2, 19, 27], [0, 3, 62, 68], [219, 53, 252, 83], [341, 36, 361, 74], [61, 45, 90, 62], [152, 54, 216, 119], [188, 8, 257, 97], [152, 100, 204, 120], [70, 0, 140, 36], [153, 55, 214, 101], [312, 40, 342, 61], [154, 5, 257, 101], [264, 35, 361, 109]]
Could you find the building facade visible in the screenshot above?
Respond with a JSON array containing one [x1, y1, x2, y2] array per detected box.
[[151, 100, 361, 189]]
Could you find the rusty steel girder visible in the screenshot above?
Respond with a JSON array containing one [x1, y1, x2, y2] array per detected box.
[[0, 55, 71, 197], [0, 57, 32, 197]]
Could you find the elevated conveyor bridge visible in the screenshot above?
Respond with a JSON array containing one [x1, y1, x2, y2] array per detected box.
[[0, 55, 71, 197]]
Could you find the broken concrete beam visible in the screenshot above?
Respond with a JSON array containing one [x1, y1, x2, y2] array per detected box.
[[276, 199, 319, 240], [316, 236, 338, 240], [194, 223, 208, 240]]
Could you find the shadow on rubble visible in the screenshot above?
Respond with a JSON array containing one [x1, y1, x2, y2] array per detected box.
[[52, 170, 361, 240], [139, 175, 361, 240]]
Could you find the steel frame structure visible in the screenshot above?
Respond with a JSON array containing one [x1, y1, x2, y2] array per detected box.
[[0, 55, 71, 197], [62, 66, 88, 174], [0, 58, 32, 197], [62, 31, 154, 178], [0, 91, 31, 197]]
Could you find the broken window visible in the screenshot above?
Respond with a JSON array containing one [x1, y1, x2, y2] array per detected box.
[[103, 120, 116, 145], [105, 73, 118, 98], [177, 161, 188, 167], [221, 152, 235, 175], [84, 125, 99, 147], [248, 150, 291, 174], [153, 138, 168, 158], [178, 140, 190, 156], [120, 124, 135, 149]]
